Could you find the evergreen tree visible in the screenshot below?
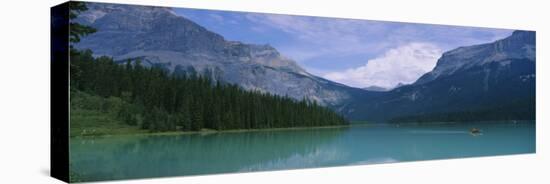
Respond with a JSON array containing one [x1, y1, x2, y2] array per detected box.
[[68, 2, 349, 133], [68, 2, 97, 44]]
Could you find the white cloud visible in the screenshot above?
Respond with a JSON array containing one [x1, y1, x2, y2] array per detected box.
[[242, 13, 510, 67], [244, 14, 389, 60], [176, 9, 512, 85], [323, 43, 443, 89]]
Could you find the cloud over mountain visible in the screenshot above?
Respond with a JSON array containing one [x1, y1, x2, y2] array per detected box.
[[323, 43, 442, 89]]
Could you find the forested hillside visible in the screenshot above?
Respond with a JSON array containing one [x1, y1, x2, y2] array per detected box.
[[70, 49, 348, 134]]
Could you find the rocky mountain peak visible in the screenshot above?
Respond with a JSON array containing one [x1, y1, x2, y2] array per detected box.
[[75, 2, 355, 106], [415, 30, 535, 85]]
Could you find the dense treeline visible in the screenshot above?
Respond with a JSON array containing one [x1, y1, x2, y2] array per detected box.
[[388, 98, 536, 123], [70, 49, 348, 132]]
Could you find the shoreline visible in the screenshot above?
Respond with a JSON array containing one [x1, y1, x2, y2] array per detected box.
[[389, 120, 535, 126], [70, 120, 535, 138], [71, 124, 370, 138]]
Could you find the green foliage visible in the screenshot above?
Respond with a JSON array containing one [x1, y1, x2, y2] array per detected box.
[[69, 170, 82, 183], [389, 97, 536, 123], [69, 2, 96, 43], [70, 90, 147, 137], [70, 49, 349, 133], [68, 1, 88, 19], [68, 1, 347, 134]]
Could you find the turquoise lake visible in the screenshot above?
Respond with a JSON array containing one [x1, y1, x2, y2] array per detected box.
[[70, 122, 535, 182]]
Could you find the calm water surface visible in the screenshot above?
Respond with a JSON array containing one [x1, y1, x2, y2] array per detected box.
[[70, 121, 535, 181]]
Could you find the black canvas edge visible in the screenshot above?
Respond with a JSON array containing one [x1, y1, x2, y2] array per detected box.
[[51, 1, 70, 183]]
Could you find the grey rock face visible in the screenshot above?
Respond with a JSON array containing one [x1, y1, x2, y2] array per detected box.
[[75, 3, 355, 106], [343, 30, 536, 121], [416, 30, 535, 84]]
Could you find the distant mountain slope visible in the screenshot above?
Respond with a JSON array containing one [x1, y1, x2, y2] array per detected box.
[[343, 31, 536, 122], [363, 86, 389, 92], [74, 3, 361, 106], [73, 3, 535, 122]]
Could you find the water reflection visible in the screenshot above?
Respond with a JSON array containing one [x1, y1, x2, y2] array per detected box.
[[240, 147, 348, 172], [70, 122, 535, 182], [70, 127, 349, 181]]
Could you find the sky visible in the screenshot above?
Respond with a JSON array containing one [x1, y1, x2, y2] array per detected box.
[[174, 8, 513, 89]]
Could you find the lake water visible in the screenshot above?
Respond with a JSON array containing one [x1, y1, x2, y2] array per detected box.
[[70, 121, 535, 182]]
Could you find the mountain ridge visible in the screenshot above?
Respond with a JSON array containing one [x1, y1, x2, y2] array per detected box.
[[343, 30, 536, 122], [415, 30, 535, 85], [74, 2, 535, 122], [75, 3, 361, 106]]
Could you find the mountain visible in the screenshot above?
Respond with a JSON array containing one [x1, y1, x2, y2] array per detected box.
[[343, 30, 536, 122], [363, 86, 389, 92], [74, 3, 361, 106], [363, 83, 407, 92], [73, 3, 535, 123]]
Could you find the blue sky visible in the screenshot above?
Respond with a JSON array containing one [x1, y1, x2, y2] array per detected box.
[[174, 8, 513, 89]]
